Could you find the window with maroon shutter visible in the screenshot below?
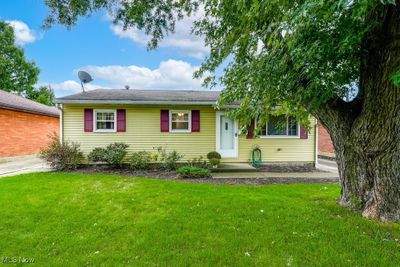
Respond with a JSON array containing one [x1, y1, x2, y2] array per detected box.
[[246, 119, 255, 139], [117, 109, 126, 132], [170, 110, 191, 132], [191, 110, 200, 132], [160, 110, 169, 132], [259, 115, 301, 137], [84, 109, 93, 132], [300, 127, 308, 139], [94, 110, 116, 132]]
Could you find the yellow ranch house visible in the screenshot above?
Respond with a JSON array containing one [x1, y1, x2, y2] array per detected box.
[[56, 89, 317, 167]]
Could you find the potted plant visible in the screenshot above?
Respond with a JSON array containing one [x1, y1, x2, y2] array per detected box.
[[207, 151, 221, 168]]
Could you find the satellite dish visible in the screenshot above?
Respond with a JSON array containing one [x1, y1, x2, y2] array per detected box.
[[78, 71, 93, 92]]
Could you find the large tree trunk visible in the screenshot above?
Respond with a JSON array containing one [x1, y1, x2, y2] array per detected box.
[[316, 4, 400, 221]]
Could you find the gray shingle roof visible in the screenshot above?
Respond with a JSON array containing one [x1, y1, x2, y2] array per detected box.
[[56, 89, 222, 105], [0, 89, 59, 117]]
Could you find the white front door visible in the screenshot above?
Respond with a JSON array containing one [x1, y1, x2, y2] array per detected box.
[[216, 112, 238, 158]]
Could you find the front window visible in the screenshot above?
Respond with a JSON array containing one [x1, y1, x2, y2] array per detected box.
[[94, 110, 116, 132], [260, 115, 298, 137], [170, 110, 191, 132]]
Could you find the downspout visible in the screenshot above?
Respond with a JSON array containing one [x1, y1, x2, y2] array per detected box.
[[315, 120, 319, 169], [57, 103, 63, 144]]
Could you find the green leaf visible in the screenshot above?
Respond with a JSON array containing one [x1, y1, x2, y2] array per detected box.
[[390, 68, 400, 87]]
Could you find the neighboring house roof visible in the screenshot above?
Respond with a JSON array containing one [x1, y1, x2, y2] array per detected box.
[[56, 89, 227, 105], [0, 89, 59, 117]]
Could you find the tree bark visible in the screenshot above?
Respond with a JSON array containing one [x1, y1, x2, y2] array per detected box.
[[315, 3, 400, 221]]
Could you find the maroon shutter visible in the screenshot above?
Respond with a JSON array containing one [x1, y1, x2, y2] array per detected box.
[[84, 108, 93, 132], [160, 110, 169, 132], [117, 109, 126, 132], [246, 119, 255, 139], [300, 127, 308, 139], [191, 110, 200, 132]]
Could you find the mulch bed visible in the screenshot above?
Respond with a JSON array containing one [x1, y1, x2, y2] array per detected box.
[[67, 165, 338, 185], [70, 165, 177, 179]]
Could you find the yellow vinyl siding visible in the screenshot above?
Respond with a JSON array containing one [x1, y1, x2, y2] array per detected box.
[[62, 104, 316, 163], [237, 129, 316, 163], [63, 105, 216, 160]]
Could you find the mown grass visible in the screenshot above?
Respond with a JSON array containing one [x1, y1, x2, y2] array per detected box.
[[0, 172, 399, 266]]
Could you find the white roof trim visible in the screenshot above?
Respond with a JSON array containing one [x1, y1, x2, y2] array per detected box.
[[56, 99, 219, 105]]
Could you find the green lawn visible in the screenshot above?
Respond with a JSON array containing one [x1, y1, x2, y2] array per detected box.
[[0, 173, 399, 266]]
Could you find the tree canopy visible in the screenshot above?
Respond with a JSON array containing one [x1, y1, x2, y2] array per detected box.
[[0, 21, 40, 96], [44, 0, 397, 124], [26, 85, 55, 106], [0, 21, 55, 106]]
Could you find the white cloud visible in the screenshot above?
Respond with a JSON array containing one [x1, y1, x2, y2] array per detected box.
[[42, 59, 208, 97], [6, 20, 37, 46], [38, 80, 104, 97], [110, 12, 208, 59], [78, 59, 204, 90]]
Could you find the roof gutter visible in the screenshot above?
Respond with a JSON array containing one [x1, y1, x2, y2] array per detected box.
[[55, 99, 220, 106], [0, 104, 60, 118]]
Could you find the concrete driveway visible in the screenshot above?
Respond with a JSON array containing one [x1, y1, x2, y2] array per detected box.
[[0, 155, 52, 178], [317, 158, 338, 174]]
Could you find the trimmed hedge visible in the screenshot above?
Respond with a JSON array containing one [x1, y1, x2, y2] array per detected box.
[[87, 143, 129, 168], [129, 151, 152, 170], [177, 166, 210, 179]]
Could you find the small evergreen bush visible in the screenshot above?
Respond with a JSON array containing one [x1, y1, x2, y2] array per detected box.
[[88, 143, 129, 168], [207, 151, 221, 167], [87, 147, 106, 163], [207, 151, 221, 160], [177, 166, 210, 179], [129, 151, 152, 170]]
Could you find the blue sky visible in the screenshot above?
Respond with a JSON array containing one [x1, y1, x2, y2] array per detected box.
[[0, 0, 210, 96]]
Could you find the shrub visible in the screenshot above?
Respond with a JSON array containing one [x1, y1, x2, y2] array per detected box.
[[157, 147, 184, 170], [187, 156, 208, 168], [209, 158, 220, 167], [164, 150, 184, 170], [104, 142, 129, 168], [207, 151, 221, 167], [39, 133, 84, 170], [177, 166, 210, 179], [88, 147, 106, 163], [88, 143, 129, 168], [151, 153, 159, 162], [129, 151, 152, 170], [207, 151, 221, 160]]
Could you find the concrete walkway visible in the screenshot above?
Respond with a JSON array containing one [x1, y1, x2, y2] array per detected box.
[[212, 160, 339, 180], [0, 155, 52, 178], [212, 171, 338, 180], [212, 163, 257, 172]]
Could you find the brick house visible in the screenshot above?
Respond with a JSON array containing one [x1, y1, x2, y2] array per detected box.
[[318, 125, 335, 158], [0, 90, 59, 157]]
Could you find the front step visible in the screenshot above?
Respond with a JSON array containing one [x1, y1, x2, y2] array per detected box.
[[211, 163, 258, 173]]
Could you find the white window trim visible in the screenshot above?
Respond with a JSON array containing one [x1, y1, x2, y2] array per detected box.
[[257, 117, 300, 139], [94, 109, 117, 133], [169, 110, 192, 133]]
